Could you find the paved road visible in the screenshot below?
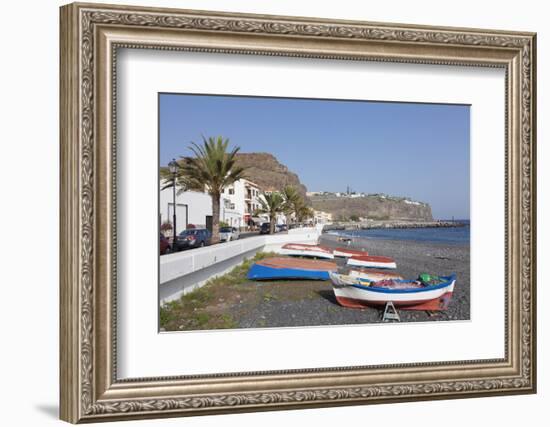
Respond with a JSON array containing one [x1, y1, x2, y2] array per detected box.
[[235, 231, 260, 240], [161, 230, 287, 256], [231, 230, 289, 241]]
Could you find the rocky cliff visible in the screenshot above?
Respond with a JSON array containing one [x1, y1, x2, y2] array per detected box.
[[310, 194, 433, 221], [235, 153, 308, 198]]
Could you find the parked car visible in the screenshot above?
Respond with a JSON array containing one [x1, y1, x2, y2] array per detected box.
[[259, 222, 271, 234], [219, 226, 240, 242], [160, 233, 171, 255], [173, 228, 212, 251], [276, 224, 288, 233]]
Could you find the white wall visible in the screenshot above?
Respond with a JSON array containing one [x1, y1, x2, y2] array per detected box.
[[160, 188, 212, 231], [0, 1, 547, 427]]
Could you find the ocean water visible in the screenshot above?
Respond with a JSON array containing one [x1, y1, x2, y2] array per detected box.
[[335, 221, 470, 245]]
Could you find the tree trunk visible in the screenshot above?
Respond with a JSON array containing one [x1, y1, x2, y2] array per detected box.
[[211, 192, 221, 244], [270, 215, 276, 234]]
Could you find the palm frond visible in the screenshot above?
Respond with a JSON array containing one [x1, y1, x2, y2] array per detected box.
[[182, 136, 248, 196]]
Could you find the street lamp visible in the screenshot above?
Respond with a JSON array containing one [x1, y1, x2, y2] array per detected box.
[[168, 158, 178, 248]]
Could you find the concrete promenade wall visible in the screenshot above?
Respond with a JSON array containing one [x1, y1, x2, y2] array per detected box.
[[159, 227, 322, 304]]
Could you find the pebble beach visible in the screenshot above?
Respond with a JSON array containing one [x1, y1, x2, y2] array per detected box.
[[233, 233, 470, 328], [162, 230, 470, 331]]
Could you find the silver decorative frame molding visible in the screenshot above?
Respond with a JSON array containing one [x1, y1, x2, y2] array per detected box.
[[60, 2, 536, 423]]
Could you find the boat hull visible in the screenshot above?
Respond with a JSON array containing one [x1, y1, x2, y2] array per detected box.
[[248, 257, 337, 281], [347, 255, 397, 269], [248, 264, 331, 280], [278, 243, 334, 259], [334, 292, 454, 311], [333, 247, 369, 258]]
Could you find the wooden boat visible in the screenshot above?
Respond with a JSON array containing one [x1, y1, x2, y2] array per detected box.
[[278, 243, 335, 259], [247, 257, 337, 281], [329, 272, 456, 311], [348, 268, 403, 282], [347, 255, 397, 269], [333, 247, 369, 258]]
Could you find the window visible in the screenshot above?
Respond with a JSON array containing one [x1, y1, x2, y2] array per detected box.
[[228, 188, 234, 195]]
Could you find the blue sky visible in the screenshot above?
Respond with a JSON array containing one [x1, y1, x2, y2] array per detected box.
[[159, 94, 470, 219]]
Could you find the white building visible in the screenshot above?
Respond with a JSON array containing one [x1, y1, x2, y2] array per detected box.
[[313, 210, 333, 225], [159, 178, 264, 234], [221, 179, 262, 228], [159, 189, 210, 234]]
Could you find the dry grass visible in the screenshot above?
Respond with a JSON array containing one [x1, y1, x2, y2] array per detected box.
[[160, 252, 278, 331]]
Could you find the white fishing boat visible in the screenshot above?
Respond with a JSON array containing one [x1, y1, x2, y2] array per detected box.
[[347, 255, 397, 269], [329, 272, 456, 311], [332, 247, 369, 258], [278, 243, 335, 259]]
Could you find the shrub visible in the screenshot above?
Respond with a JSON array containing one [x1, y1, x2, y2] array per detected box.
[[160, 221, 173, 232]]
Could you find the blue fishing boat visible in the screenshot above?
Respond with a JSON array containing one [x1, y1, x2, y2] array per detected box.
[[247, 257, 337, 281]]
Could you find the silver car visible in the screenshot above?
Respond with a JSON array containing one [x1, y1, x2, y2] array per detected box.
[[219, 226, 240, 242]]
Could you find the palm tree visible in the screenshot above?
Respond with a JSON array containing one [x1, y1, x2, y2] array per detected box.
[[255, 192, 286, 234], [296, 204, 314, 224], [181, 136, 247, 244], [281, 185, 301, 224]]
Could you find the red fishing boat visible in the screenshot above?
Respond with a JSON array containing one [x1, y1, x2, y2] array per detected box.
[[332, 247, 369, 258]]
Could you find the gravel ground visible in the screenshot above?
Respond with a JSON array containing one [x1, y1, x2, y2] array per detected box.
[[236, 234, 470, 327]]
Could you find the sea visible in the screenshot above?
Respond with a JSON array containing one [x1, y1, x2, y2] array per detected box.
[[333, 220, 470, 246]]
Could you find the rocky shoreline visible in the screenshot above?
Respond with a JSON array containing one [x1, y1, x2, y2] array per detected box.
[[324, 220, 466, 231]]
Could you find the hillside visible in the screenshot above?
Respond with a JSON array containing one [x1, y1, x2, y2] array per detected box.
[[310, 194, 433, 221], [235, 153, 308, 198], [230, 152, 433, 221]]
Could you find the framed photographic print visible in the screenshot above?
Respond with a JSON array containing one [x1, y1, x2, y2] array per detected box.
[[60, 2, 537, 423]]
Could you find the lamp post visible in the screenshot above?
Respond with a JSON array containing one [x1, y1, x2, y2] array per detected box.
[[168, 158, 178, 248]]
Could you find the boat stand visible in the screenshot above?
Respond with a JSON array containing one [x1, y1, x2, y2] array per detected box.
[[382, 302, 401, 322]]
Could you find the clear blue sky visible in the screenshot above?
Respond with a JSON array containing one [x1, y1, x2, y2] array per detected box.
[[159, 93, 470, 219]]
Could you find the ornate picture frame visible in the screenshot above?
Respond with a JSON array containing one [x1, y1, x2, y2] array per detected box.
[[60, 2, 536, 423]]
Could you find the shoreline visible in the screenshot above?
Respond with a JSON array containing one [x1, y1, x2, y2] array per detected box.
[[323, 230, 470, 247], [323, 220, 467, 232]]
